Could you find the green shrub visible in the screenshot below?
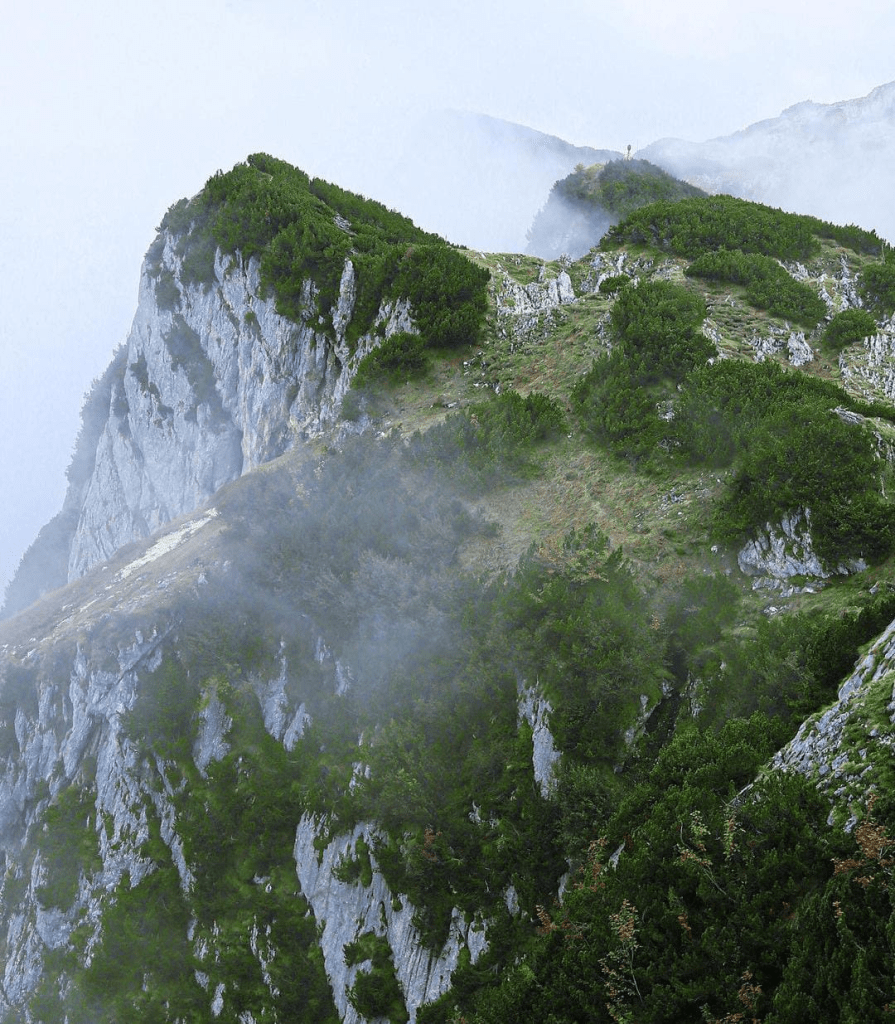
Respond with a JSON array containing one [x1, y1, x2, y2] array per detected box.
[[571, 349, 661, 460], [571, 280, 712, 462], [858, 254, 895, 316], [352, 332, 428, 389], [36, 785, 103, 909], [408, 390, 567, 487], [390, 244, 490, 349], [716, 404, 893, 565], [609, 279, 714, 381], [802, 217, 886, 254], [686, 248, 827, 327], [823, 308, 878, 349], [153, 270, 180, 311], [675, 359, 860, 466], [598, 274, 628, 295], [674, 359, 895, 566], [124, 656, 200, 756], [155, 154, 490, 357], [603, 194, 822, 261]]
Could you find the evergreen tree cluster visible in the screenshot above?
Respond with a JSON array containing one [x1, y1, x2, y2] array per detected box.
[[602, 194, 880, 261], [685, 248, 827, 328], [674, 360, 895, 565], [555, 159, 707, 221], [156, 153, 490, 353]]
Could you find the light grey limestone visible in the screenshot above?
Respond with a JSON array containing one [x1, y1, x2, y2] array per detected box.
[[517, 680, 560, 797], [737, 511, 866, 588], [294, 814, 486, 1024], [66, 233, 415, 581]]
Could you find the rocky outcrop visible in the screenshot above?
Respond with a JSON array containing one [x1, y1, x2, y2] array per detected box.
[[517, 680, 560, 798], [838, 322, 895, 404], [773, 616, 895, 824], [64, 234, 413, 581], [479, 260, 577, 373], [737, 511, 866, 592], [2, 228, 416, 614], [491, 260, 575, 316], [295, 816, 487, 1024], [748, 327, 814, 367], [0, 628, 177, 1012]]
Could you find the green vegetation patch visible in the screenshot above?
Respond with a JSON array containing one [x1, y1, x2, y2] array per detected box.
[[451, 718, 881, 1024], [823, 308, 879, 350], [604, 194, 826, 260], [686, 247, 827, 328], [858, 251, 895, 316], [571, 279, 713, 461], [35, 784, 102, 909], [406, 389, 567, 489], [352, 331, 429, 391], [674, 360, 895, 567], [158, 153, 489, 354], [609, 279, 713, 380], [345, 932, 407, 1022], [555, 158, 706, 221]]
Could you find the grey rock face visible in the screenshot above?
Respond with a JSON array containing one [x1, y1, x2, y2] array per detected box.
[[737, 512, 828, 581], [737, 511, 866, 590], [65, 233, 412, 581], [517, 680, 560, 798], [838, 322, 895, 405], [774, 616, 895, 822], [0, 629, 178, 1014], [485, 259, 576, 364], [294, 814, 486, 1024], [748, 327, 814, 367]]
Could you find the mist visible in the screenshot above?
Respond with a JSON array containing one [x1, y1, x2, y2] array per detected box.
[[640, 83, 895, 245], [4, 0, 895, 599]]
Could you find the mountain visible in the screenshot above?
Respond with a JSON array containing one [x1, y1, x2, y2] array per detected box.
[[2, 155, 485, 617], [3, 158, 895, 1021], [640, 81, 895, 245], [525, 158, 708, 260], [366, 110, 623, 253]]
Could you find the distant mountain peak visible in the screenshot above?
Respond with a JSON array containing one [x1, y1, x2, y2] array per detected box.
[[639, 80, 895, 242]]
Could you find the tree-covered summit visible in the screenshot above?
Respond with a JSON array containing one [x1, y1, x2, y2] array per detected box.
[[556, 158, 707, 221], [526, 158, 706, 258], [154, 153, 490, 351]]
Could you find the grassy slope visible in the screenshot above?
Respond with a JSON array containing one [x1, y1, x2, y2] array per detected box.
[[367, 239, 895, 626]]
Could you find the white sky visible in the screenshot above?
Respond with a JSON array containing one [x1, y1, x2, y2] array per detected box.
[[1, 0, 894, 594]]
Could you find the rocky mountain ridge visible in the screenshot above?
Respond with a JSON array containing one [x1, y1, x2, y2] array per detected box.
[[3, 228, 413, 618], [4, 160, 895, 1020]]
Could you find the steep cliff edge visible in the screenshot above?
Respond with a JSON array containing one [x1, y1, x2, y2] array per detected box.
[[65, 236, 408, 580], [3, 154, 489, 618]]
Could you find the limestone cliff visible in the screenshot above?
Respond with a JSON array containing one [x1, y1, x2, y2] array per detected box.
[[0, 503, 494, 1020], [4, 228, 413, 615], [68, 234, 412, 579]]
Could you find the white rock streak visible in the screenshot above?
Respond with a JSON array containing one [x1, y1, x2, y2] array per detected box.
[[294, 815, 486, 1024]]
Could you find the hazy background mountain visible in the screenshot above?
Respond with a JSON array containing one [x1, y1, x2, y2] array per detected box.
[[640, 81, 895, 246], [368, 110, 621, 254]]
